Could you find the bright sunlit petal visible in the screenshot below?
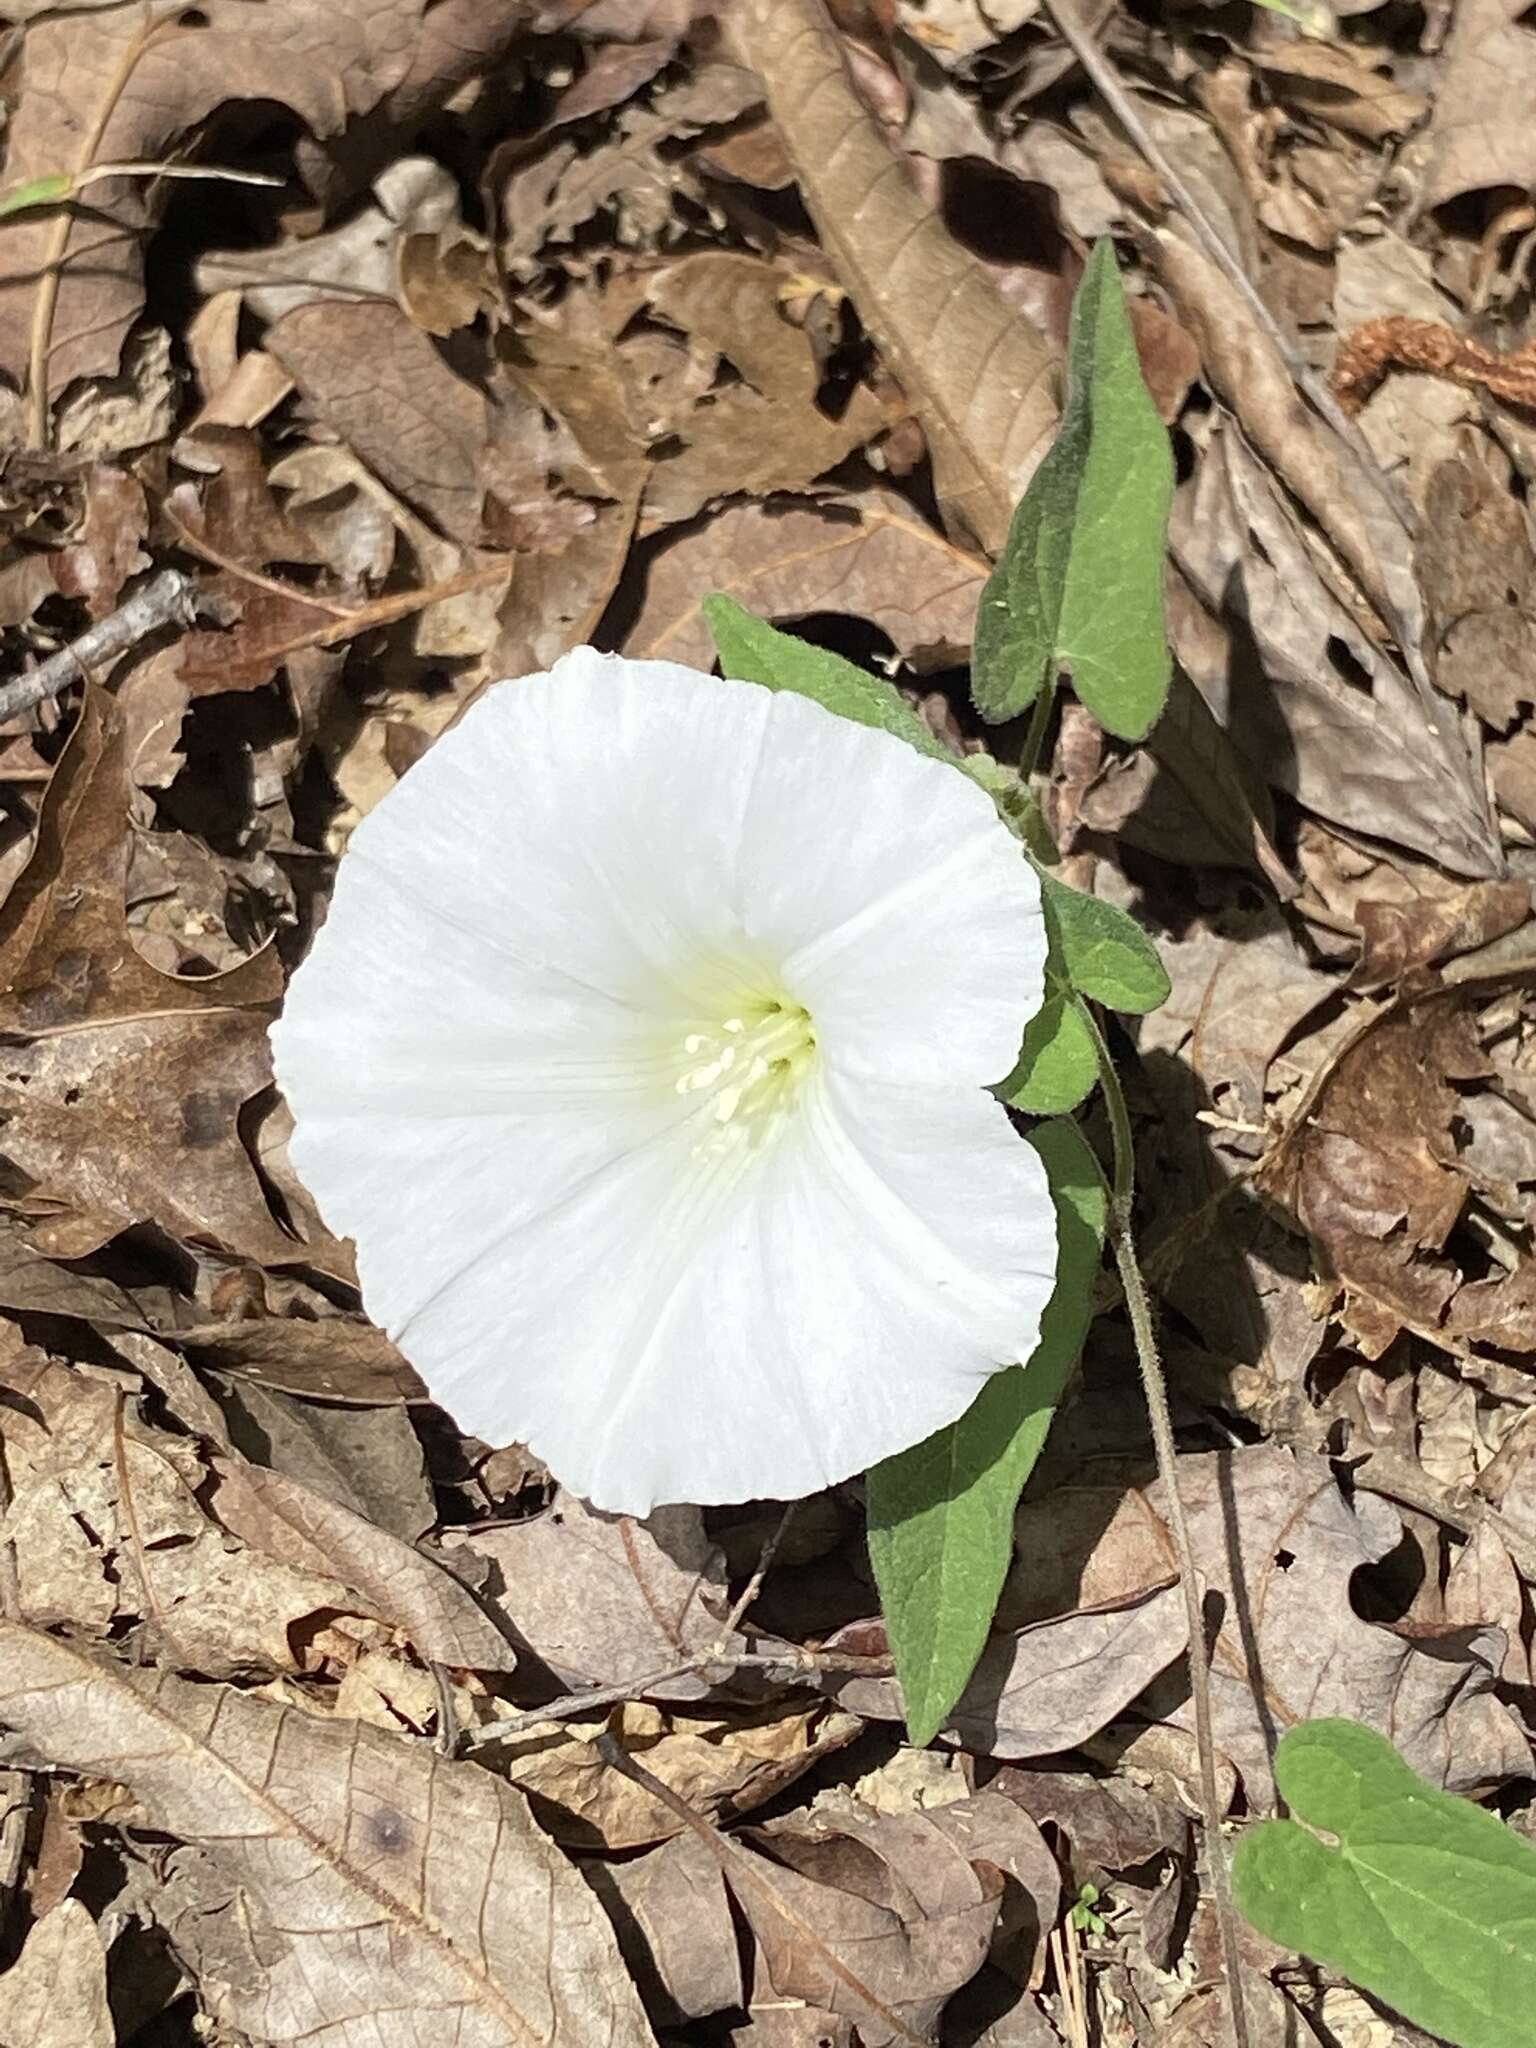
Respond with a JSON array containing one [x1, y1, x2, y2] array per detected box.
[[272, 648, 1055, 1514]]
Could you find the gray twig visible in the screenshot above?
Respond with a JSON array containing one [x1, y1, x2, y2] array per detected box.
[[0, 568, 203, 726], [468, 1643, 883, 1750]]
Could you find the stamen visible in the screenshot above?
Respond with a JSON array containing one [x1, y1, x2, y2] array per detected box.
[[673, 996, 816, 1154]]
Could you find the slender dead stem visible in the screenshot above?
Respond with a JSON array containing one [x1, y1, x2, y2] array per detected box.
[[163, 497, 362, 619], [469, 1642, 886, 1749], [1087, 1006, 1252, 2048], [1039, 0, 1406, 526], [25, 5, 183, 447]]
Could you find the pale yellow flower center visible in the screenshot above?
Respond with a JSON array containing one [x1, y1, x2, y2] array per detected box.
[[674, 996, 816, 1153]]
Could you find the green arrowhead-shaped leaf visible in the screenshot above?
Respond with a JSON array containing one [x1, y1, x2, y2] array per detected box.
[[866, 1118, 1108, 1747], [703, 593, 952, 761], [1041, 873, 1170, 1016], [997, 984, 1098, 1115], [971, 239, 1173, 740], [1234, 1719, 1536, 2048]]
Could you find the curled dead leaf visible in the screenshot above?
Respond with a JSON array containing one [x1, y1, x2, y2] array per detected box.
[[736, 0, 1059, 554]]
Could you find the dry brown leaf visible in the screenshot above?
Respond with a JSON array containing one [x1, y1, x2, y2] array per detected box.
[[1491, 726, 1536, 833], [1137, 1445, 1529, 1806], [0, 1, 460, 398], [628, 488, 986, 670], [1420, 0, 1536, 214], [0, 687, 279, 1017], [0, 1623, 656, 2048], [730, 1794, 1009, 2048], [206, 1457, 519, 1673], [1296, 824, 1531, 988], [0, 1900, 113, 2048], [992, 1768, 1188, 1891], [586, 1831, 744, 2025], [639, 252, 886, 526], [0, 1213, 144, 1328], [198, 157, 487, 329], [1252, 41, 1427, 144], [178, 1316, 426, 1405], [0, 1351, 376, 1676], [1130, 918, 1336, 1419], [1151, 229, 1429, 662], [757, 1788, 1061, 1975], [0, 692, 296, 1239], [498, 1698, 862, 1850], [830, 1583, 1187, 1758], [205, 1372, 438, 1542], [456, 1491, 742, 1697], [736, 0, 1059, 555], [268, 302, 496, 549], [1417, 453, 1536, 731], [1441, 1522, 1531, 1688], [1266, 992, 1536, 1354], [1170, 427, 1501, 878], [499, 60, 764, 269], [489, 324, 649, 673]]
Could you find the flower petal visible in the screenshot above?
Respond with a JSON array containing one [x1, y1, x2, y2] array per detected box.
[[354, 1064, 1055, 1516], [274, 650, 1056, 1514], [730, 690, 1044, 1086]]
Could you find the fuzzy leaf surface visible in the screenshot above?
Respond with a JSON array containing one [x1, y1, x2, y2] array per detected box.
[[972, 239, 1173, 739], [866, 1119, 1108, 1746]]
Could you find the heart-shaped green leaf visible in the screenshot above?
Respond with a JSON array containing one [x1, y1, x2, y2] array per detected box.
[[1234, 1719, 1536, 2048]]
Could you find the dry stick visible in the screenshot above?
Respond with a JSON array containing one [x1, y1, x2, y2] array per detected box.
[[182, 560, 513, 675], [0, 566, 200, 725], [1039, 0, 1407, 530], [25, 4, 184, 449], [1085, 1008, 1252, 2048], [470, 1644, 883, 1749], [722, 1501, 797, 1638], [163, 498, 362, 619]]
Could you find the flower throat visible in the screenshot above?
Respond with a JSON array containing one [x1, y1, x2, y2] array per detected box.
[[675, 996, 816, 1151]]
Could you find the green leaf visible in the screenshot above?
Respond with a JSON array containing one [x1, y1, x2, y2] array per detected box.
[[703, 593, 952, 762], [0, 171, 72, 220], [997, 985, 1098, 1114], [866, 1118, 1108, 1747], [971, 238, 1173, 740], [1234, 1719, 1536, 2048], [1041, 872, 1170, 1015]]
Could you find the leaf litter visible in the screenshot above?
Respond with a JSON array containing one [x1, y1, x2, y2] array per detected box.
[[0, 3, 1532, 2045]]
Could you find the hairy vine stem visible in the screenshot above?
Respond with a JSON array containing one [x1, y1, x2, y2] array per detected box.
[[1085, 1003, 1252, 2048]]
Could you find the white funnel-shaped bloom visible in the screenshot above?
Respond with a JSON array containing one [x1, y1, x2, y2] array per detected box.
[[272, 649, 1055, 1515]]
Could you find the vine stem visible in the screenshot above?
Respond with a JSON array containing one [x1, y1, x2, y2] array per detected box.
[[1086, 1002, 1253, 2048]]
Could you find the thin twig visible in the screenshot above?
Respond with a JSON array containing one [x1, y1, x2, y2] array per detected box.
[[26, 4, 184, 448], [1086, 1008, 1252, 2048], [163, 497, 362, 619], [0, 1437, 19, 1624], [0, 567, 202, 726], [1113, 1220, 1250, 2044], [177, 560, 512, 678], [1040, 0, 1411, 532], [469, 1643, 884, 1749], [722, 1501, 796, 1638]]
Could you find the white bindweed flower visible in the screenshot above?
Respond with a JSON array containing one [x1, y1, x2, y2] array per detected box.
[[273, 648, 1055, 1515]]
